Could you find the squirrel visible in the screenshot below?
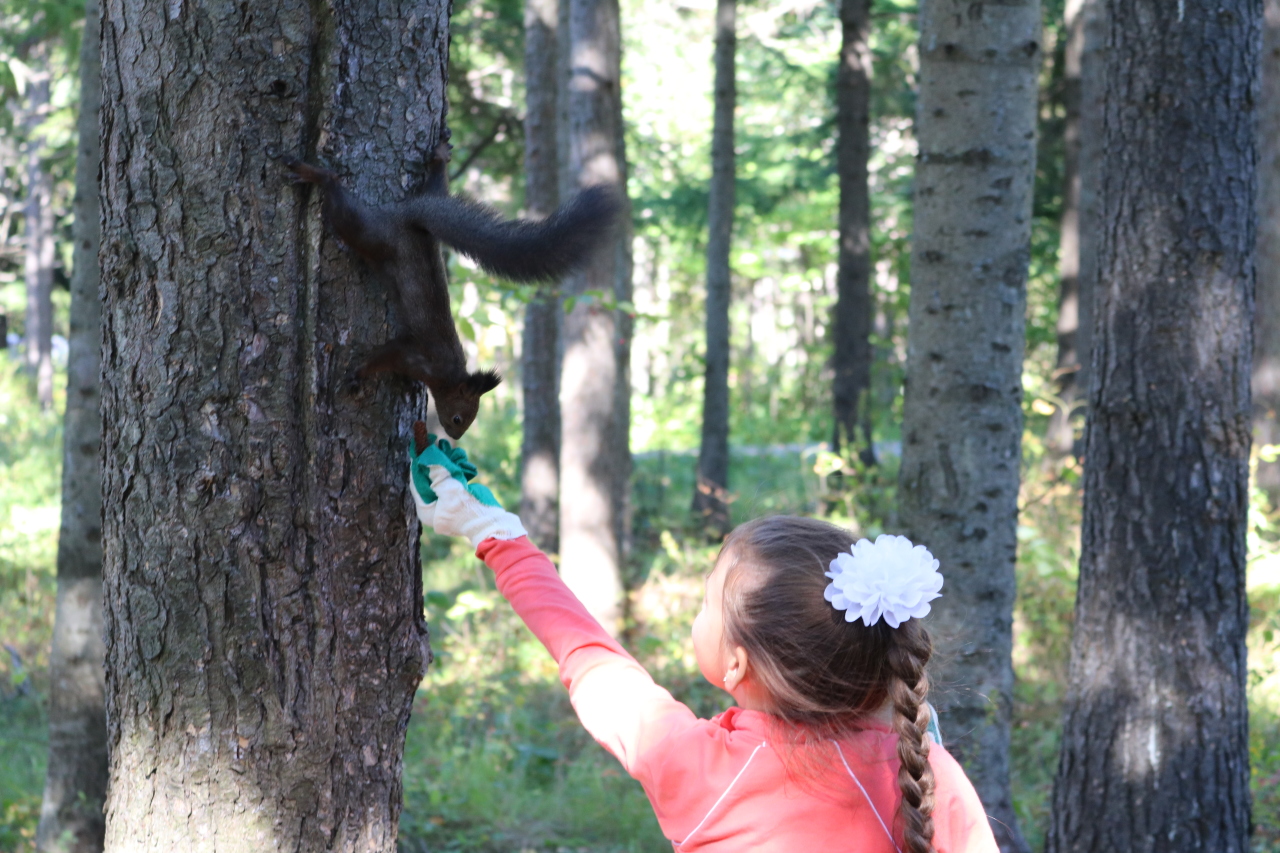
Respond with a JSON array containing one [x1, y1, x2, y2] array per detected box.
[[287, 141, 618, 439]]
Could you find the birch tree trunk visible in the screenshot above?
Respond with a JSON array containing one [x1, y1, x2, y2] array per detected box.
[[831, 0, 873, 461], [98, 2, 439, 848], [1046, 2, 1257, 850], [521, 0, 562, 553], [1256, 0, 1280, 496], [692, 0, 735, 538], [24, 47, 55, 409], [37, 3, 107, 850], [898, 2, 1039, 850]]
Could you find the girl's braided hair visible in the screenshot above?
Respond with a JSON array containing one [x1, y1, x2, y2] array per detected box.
[[718, 516, 937, 853]]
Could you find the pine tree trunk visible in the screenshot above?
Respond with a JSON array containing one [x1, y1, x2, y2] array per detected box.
[[1046, 2, 1257, 851], [24, 50, 55, 410], [898, 2, 1039, 850], [98, 3, 439, 849], [521, 0, 562, 554], [558, 0, 629, 635], [692, 0, 735, 538], [1256, 0, 1280, 496], [37, 3, 107, 850], [831, 0, 873, 460]]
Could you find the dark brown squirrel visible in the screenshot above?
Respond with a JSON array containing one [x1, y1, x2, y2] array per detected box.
[[287, 141, 618, 439]]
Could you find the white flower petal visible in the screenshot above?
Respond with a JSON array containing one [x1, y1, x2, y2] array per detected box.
[[824, 535, 944, 628]]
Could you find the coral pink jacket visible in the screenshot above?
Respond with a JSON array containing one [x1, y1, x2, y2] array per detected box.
[[477, 536, 1000, 853]]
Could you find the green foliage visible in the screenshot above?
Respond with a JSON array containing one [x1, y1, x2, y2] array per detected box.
[[0, 0, 84, 297], [0, 354, 63, 693]]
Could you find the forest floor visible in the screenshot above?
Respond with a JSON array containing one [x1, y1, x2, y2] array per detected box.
[[2, 364, 1280, 851]]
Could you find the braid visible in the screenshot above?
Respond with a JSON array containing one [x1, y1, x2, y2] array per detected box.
[[887, 631, 936, 853]]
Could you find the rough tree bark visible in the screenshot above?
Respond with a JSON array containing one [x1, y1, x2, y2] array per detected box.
[[521, 0, 562, 554], [692, 0, 735, 538], [23, 44, 55, 409], [1046, 2, 1257, 851], [898, 2, 1039, 850], [558, 0, 630, 635], [98, 2, 439, 849], [831, 0, 873, 461], [36, 3, 108, 851], [1257, 0, 1280, 496]]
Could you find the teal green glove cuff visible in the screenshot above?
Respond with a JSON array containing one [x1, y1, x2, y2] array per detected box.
[[410, 435, 501, 508]]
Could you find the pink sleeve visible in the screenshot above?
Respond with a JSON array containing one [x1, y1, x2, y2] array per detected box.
[[928, 745, 1000, 853], [476, 536, 699, 775]]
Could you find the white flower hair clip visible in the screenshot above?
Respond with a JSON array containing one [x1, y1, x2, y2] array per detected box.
[[824, 534, 944, 628]]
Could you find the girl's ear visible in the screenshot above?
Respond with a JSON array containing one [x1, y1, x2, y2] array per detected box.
[[723, 645, 751, 692]]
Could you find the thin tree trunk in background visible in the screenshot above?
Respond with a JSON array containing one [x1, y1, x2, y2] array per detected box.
[[24, 48, 55, 409], [692, 0, 735, 539], [1046, 2, 1257, 850], [831, 0, 873, 462], [611, 88, 634, 576], [521, 0, 562, 553], [898, 2, 1039, 850], [1047, 0, 1084, 457], [98, 2, 437, 848], [1073, 0, 1103, 411], [1256, 0, 1280, 496], [559, 0, 629, 635], [37, 3, 107, 850]]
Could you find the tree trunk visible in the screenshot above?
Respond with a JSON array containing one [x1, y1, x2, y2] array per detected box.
[[831, 0, 873, 462], [1072, 0, 1104, 415], [1257, 0, 1280, 496], [558, 0, 629, 635], [521, 0, 562, 554], [1046, 2, 1257, 851], [98, 2, 438, 849], [24, 47, 55, 409], [1049, 0, 1102, 459], [898, 2, 1039, 851], [1046, 0, 1083, 456], [692, 0, 735, 539], [37, 3, 108, 850]]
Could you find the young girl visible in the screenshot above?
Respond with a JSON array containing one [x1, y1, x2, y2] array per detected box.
[[412, 439, 998, 853]]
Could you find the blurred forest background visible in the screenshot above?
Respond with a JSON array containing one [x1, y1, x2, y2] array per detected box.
[[1, 0, 1278, 850]]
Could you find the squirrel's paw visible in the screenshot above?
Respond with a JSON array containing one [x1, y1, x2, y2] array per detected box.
[[285, 158, 333, 185]]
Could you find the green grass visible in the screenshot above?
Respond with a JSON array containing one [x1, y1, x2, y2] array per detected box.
[[0, 695, 47, 851], [399, 683, 666, 852]]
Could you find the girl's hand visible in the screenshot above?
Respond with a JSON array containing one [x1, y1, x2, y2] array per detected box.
[[409, 434, 527, 546]]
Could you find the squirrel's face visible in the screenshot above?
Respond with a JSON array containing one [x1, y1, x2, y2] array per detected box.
[[437, 396, 480, 440], [435, 369, 502, 439]]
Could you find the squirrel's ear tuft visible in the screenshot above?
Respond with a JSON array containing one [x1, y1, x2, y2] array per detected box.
[[465, 369, 502, 397]]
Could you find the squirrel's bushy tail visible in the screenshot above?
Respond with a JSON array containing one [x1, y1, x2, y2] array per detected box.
[[405, 186, 621, 283]]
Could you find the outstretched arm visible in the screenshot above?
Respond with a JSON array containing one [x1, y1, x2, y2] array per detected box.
[[477, 536, 699, 771], [410, 439, 698, 772]]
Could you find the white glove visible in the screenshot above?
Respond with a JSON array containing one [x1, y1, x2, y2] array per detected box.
[[408, 437, 527, 547], [424, 463, 527, 547]]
